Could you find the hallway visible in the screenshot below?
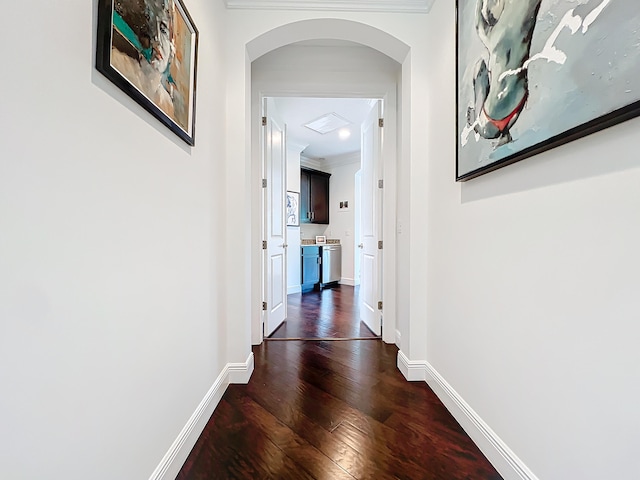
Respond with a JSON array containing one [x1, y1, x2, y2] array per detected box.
[[176, 339, 502, 479]]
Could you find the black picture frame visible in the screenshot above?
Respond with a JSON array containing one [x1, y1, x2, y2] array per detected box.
[[456, 0, 640, 181], [96, 0, 199, 146]]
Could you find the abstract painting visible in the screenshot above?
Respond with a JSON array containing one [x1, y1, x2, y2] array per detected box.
[[456, 0, 640, 181], [96, 0, 198, 145], [286, 191, 299, 226]]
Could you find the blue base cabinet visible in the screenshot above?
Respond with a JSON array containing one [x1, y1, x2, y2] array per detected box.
[[301, 246, 320, 293]]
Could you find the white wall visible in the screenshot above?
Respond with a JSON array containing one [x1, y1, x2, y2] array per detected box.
[[327, 157, 361, 285], [423, 1, 640, 479], [0, 1, 229, 478]]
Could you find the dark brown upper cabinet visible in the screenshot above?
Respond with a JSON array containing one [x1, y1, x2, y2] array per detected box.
[[300, 167, 331, 224]]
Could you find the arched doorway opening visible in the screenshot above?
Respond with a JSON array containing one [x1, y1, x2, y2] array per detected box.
[[245, 20, 411, 346]]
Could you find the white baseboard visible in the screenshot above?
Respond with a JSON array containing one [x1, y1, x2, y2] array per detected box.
[[397, 350, 427, 381], [148, 352, 255, 480], [287, 285, 302, 295], [228, 352, 255, 384], [340, 277, 355, 286], [396, 351, 538, 480]]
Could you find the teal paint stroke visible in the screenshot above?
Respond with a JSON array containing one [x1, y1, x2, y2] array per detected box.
[[112, 11, 153, 62]]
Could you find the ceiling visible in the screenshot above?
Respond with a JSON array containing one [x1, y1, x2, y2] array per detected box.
[[273, 96, 376, 160]]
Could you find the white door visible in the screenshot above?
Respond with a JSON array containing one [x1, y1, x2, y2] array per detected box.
[[359, 100, 382, 335], [263, 98, 287, 337]]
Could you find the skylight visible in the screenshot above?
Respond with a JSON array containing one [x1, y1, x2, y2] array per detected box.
[[304, 113, 352, 135]]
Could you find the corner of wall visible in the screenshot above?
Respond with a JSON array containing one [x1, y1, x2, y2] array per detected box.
[[148, 352, 254, 480], [228, 351, 255, 384], [396, 350, 427, 381], [396, 351, 539, 480]]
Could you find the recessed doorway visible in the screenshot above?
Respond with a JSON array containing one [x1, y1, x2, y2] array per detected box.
[[261, 95, 383, 341], [250, 38, 401, 346]]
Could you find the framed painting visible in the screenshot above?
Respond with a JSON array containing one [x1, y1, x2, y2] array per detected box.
[[286, 191, 300, 226], [456, 0, 640, 181], [96, 0, 199, 145]]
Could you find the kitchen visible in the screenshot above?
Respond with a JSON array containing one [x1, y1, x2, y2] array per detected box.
[[278, 97, 375, 297], [269, 96, 377, 337]]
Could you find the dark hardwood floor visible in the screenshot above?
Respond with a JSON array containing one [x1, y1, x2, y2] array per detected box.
[[269, 286, 379, 340], [176, 338, 503, 479]]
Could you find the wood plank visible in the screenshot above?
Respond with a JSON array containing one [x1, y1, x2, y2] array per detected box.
[[178, 287, 502, 480], [269, 286, 379, 339]]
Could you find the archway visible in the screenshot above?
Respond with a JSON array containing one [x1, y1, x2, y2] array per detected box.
[[246, 18, 410, 63], [246, 19, 411, 346]]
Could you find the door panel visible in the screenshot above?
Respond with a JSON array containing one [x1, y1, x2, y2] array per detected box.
[[360, 100, 382, 336], [264, 98, 287, 337]]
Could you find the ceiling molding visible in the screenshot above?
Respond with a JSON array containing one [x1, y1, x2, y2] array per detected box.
[[323, 152, 361, 169], [224, 0, 435, 14], [301, 151, 361, 171], [300, 156, 326, 171]]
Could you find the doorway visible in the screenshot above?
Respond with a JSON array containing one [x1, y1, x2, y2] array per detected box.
[[250, 38, 401, 346], [262, 96, 383, 340]]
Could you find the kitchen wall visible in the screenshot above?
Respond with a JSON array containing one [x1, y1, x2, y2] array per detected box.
[[0, 1, 230, 479], [326, 156, 361, 286]]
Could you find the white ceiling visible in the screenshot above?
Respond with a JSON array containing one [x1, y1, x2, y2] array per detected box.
[[273, 96, 376, 160]]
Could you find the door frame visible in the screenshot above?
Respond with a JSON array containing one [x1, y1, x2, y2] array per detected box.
[[251, 84, 398, 345]]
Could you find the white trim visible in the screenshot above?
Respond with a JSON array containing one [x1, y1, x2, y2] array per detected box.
[[225, 0, 434, 14], [228, 352, 255, 384], [300, 156, 326, 171], [395, 329, 401, 347], [287, 285, 302, 295], [340, 277, 356, 286], [396, 352, 539, 480], [396, 350, 426, 381], [148, 353, 254, 480], [322, 152, 361, 169]]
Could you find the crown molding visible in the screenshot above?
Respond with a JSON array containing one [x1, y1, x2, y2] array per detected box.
[[224, 0, 435, 14], [323, 151, 361, 169], [301, 151, 360, 170]]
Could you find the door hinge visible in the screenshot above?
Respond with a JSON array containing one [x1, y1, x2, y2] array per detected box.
[[262, 240, 267, 249], [378, 179, 384, 189], [378, 301, 383, 310], [378, 118, 384, 128], [262, 301, 267, 311], [262, 178, 267, 188], [378, 240, 383, 249], [262, 116, 267, 126]]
